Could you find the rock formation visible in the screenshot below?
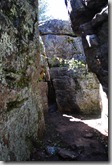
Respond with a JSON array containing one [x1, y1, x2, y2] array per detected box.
[[38, 36, 50, 114], [65, 0, 108, 132], [0, 0, 45, 161], [65, 0, 108, 95], [39, 19, 100, 115]]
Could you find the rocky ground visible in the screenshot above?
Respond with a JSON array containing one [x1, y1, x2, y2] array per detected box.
[[30, 103, 108, 161]]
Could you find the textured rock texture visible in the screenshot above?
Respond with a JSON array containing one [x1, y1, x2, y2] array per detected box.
[[39, 19, 100, 114], [0, 0, 45, 161], [38, 36, 50, 114], [50, 67, 100, 114], [65, 0, 108, 95], [39, 19, 75, 36], [65, 0, 108, 132], [38, 82, 48, 114]]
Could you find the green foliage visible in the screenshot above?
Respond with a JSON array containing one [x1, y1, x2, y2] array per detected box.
[[68, 58, 86, 70], [66, 37, 74, 44], [37, 76, 43, 82], [50, 57, 86, 71], [51, 57, 59, 67], [66, 37, 78, 52]]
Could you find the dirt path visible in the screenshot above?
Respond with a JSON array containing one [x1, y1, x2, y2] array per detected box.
[[30, 106, 108, 161]]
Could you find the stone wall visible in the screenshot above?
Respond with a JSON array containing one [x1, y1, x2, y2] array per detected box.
[[0, 0, 45, 161]]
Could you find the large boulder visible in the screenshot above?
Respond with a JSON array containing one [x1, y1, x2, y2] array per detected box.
[[0, 0, 45, 161], [39, 19, 100, 115], [50, 67, 100, 115]]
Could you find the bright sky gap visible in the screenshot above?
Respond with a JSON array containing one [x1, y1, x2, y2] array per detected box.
[[45, 0, 69, 20]]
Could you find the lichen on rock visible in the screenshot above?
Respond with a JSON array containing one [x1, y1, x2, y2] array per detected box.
[[0, 0, 45, 161]]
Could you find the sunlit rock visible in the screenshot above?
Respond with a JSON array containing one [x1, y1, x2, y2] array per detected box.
[[39, 19, 75, 36], [39, 19, 100, 115]]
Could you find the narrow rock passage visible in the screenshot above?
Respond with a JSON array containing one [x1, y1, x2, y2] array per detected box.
[[30, 105, 108, 161]]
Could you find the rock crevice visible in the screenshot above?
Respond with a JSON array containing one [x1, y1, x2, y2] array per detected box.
[[65, 0, 108, 133], [39, 19, 100, 115]]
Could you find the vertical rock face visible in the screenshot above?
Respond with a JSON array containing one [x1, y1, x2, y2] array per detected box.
[[65, 0, 108, 132], [39, 19, 100, 115], [65, 0, 108, 95], [0, 0, 45, 161]]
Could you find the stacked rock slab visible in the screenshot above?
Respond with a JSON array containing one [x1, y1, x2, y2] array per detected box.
[[39, 19, 100, 115], [0, 0, 45, 161]]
